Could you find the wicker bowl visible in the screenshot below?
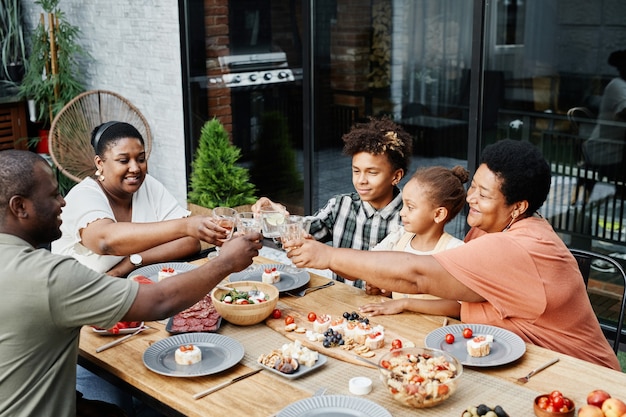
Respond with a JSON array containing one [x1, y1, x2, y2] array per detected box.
[[378, 347, 462, 408], [211, 281, 279, 326]]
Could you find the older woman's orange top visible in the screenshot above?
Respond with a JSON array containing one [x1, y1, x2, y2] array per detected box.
[[433, 216, 620, 370]]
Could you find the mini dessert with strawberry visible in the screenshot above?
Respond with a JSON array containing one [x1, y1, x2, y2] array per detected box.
[[175, 344, 202, 365], [364, 327, 385, 350], [313, 314, 332, 334], [467, 335, 493, 357], [262, 267, 281, 284], [158, 267, 177, 281]]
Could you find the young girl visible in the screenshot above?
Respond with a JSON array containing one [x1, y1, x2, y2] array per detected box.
[[254, 116, 413, 289], [360, 165, 469, 317]]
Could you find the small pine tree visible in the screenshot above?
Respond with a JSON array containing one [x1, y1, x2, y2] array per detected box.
[[188, 118, 257, 209]]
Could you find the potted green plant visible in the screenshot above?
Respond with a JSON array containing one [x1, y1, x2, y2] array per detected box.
[[18, 0, 88, 153], [188, 118, 257, 210], [0, 0, 27, 84]]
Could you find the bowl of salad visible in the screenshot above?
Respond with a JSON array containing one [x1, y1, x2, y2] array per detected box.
[[211, 281, 279, 326], [378, 346, 462, 408]]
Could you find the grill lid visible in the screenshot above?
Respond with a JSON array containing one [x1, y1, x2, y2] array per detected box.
[[218, 52, 288, 72]]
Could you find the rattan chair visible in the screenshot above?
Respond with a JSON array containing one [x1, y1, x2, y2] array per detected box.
[[49, 90, 152, 183], [570, 248, 626, 353]]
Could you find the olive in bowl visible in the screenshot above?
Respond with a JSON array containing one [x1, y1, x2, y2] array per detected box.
[[378, 346, 462, 408], [533, 392, 575, 417]]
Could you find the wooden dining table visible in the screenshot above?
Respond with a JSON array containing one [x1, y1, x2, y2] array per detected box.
[[78, 255, 626, 417]]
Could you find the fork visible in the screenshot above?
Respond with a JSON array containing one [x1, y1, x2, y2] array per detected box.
[[516, 358, 559, 383], [287, 281, 335, 297]]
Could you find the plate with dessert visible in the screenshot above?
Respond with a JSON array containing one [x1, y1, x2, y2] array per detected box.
[[228, 263, 310, 293], [131, 262, 198, 283], [143, 333, 244, 377], [424, 323, 526, 367]]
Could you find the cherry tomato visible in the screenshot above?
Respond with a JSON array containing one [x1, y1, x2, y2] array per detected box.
[[307, 312, 317, 322], [462, 327, 473, 338], [284, 315, 295, 325], [549, 390, 563, 400], [271, 309, 282, 319], [552, 395, 564, 409], [391, 339, 403, 350], [445, 333, 455, 344]]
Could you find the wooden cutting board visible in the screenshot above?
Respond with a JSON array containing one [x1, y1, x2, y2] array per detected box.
[[263, 300, 414, 368]]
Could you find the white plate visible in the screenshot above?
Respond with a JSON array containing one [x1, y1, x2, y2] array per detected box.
[[424, 323, 526, 367], [92, 322, 144, 336], [132, 262, 198, 282], [277, 395, 391, 417], [229, 264, 310, 293], [258, 353, 328, 380], [143, 333, 244, 377]]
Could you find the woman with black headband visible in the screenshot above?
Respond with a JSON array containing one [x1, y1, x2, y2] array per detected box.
[[51, 121, 230, 277]]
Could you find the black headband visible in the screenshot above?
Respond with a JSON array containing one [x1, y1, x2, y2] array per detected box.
[[92, 121, 120, 152]]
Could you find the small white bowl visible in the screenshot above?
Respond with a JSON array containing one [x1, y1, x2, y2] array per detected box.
[[349, 376, 372, 395]]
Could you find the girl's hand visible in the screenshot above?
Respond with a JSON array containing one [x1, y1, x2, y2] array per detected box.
[[359, 300, 405, 316]]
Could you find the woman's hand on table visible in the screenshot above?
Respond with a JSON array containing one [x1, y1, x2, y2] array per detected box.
[[360, 299, 405, 316]]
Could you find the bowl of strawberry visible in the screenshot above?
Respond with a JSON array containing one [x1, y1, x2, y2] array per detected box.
[[533, 391, 575, 417]]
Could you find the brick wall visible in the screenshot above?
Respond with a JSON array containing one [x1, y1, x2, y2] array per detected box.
[[21, 0, 189, 205]]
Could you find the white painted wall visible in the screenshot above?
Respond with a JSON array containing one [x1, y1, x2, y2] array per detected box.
[[21, 0, 189, 205]]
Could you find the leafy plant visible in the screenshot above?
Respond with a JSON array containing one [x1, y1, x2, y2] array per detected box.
[[188, 118, 257, 209], [0, 0, 27, 82], [18, 0, 87, 126]]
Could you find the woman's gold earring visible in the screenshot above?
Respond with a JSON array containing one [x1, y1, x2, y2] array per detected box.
[[95, 169, 105, 182]]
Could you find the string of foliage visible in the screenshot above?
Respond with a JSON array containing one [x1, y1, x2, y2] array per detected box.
[[188, 118, 257, 209]]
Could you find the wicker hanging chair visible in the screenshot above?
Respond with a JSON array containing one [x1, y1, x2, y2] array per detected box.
[[49, 90, 152, 183]]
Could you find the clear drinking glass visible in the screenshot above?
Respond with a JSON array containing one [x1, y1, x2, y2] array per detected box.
[[279, 215, 307, 251], [260, 208, 286, 240], [208, 207, 238, 259], [237, 211, 262, 234]]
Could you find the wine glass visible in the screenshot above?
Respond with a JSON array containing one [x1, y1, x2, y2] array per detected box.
[[208, 207, 238, 259]]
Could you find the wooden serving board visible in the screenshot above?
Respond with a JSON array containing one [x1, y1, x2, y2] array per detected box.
[[264, 301, 414, 368]]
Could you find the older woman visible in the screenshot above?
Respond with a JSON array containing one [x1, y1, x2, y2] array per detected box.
[[51, 121, 228, 277], [286, 139, 620, 370]]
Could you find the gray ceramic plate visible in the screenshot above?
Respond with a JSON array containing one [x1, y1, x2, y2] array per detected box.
[[424, 323, 526, 367], [131, 262, 198, 282], [228, 264, 310, 293], [143, 333, 244, 377], [258, 353, 328, 380], [277, 395, 391, 417]]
